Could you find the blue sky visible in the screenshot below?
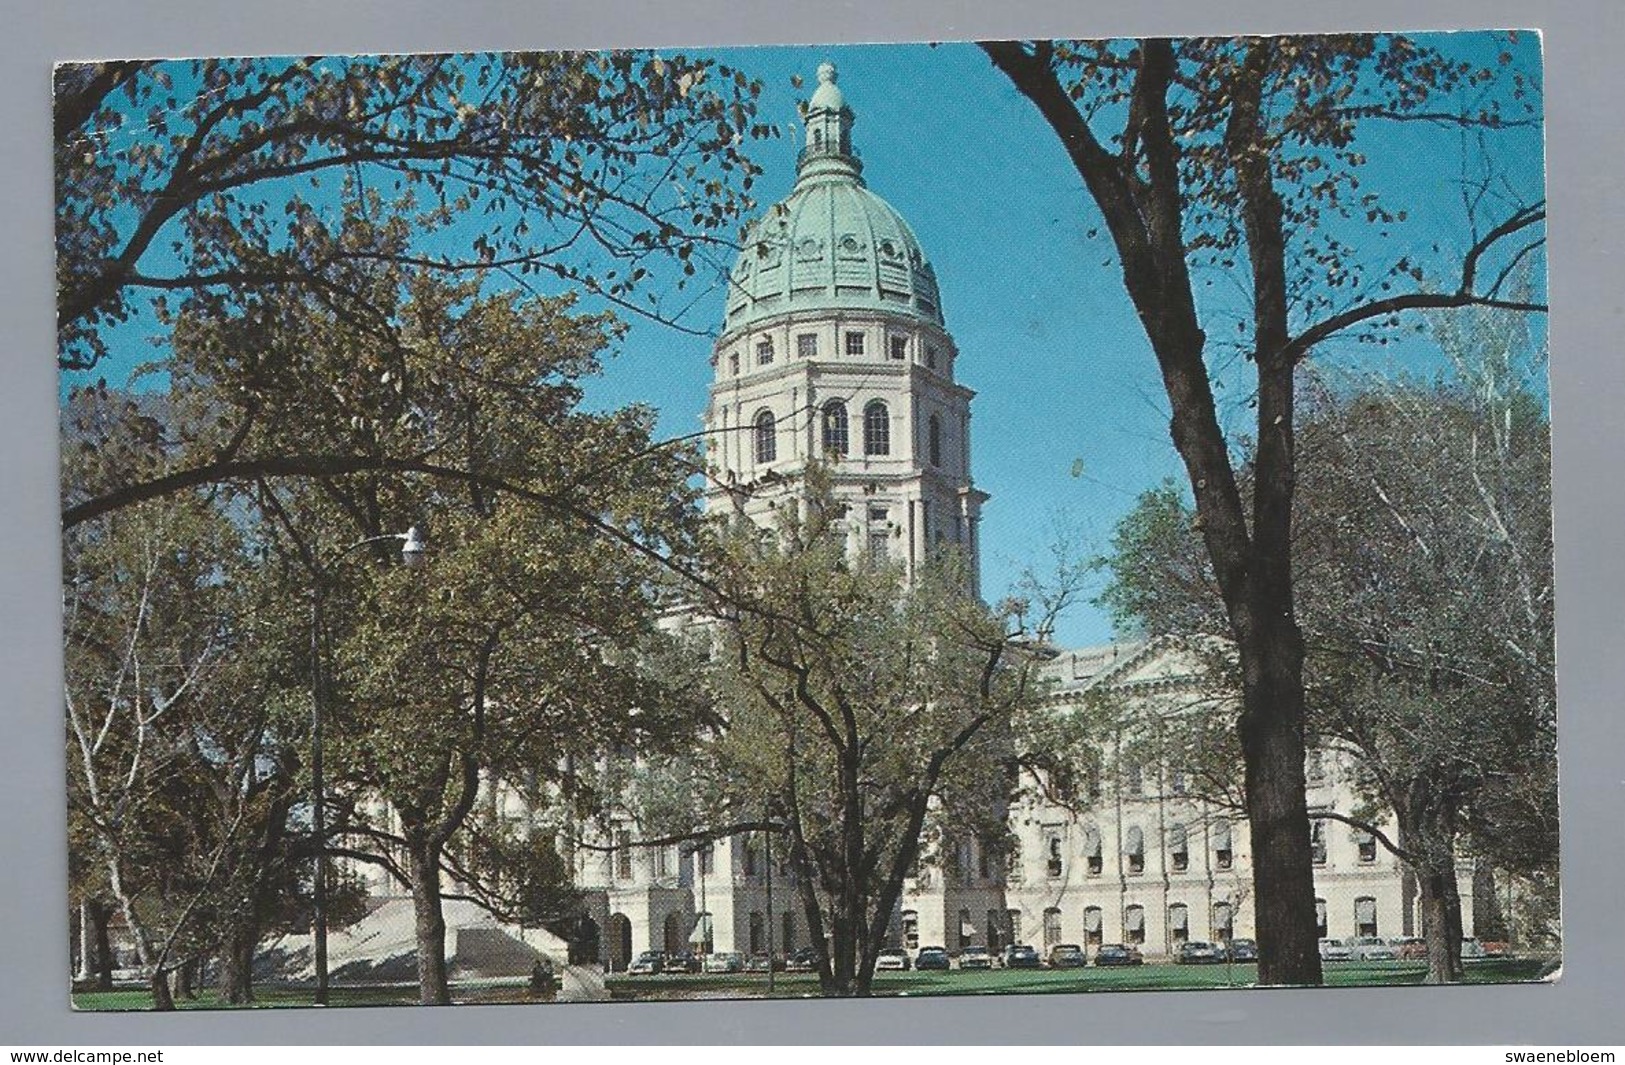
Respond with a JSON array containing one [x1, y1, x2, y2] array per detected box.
[[574, 36, 1548, 646], [64, 35, 1548, 649]]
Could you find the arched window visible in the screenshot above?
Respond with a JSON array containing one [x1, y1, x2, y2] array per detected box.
[[754, 409, 776, 464], [928, 413, 942, 466], [821, 400, 849, 457], [1355, 896, 1378, 938], [1315, 897, 1328, 938], [1124, 904, 1146, 945], [1213, 818, 1234, 870], [1169, 903, 1190, 944], [1044, 907, 1063, 950], [863, 400, 890, 456], [1083, 906, 1103, 947], [1125, 825, 1145, 875], [1213, 902, 1234, 942], [1083, 825, 1103, 876], [1169, 823, 1189, 872]]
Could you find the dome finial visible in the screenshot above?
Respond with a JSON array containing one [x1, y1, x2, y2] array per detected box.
[[817, 61, 837, 85]]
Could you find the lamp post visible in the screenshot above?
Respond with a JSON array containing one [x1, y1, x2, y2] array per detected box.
[[310, 526, 424, 1006]]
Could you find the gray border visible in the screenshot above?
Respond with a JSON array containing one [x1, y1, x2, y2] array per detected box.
[[5, 0, 1620, 1046]]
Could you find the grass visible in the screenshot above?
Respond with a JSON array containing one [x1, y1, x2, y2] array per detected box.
[[604, 957, 1556, 1000], [72, 957, 1556, 1010]]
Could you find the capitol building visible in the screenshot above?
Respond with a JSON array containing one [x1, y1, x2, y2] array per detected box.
[[554, 63, 1486, 971]]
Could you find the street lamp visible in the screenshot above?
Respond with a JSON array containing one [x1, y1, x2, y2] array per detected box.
[[310, 526, 426, 1006]]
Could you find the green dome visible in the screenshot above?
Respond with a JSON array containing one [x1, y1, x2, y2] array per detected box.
[[721, 64, 944, 337]]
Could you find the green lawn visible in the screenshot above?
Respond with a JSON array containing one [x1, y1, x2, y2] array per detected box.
[[605, 957, 1555, 1000], [71, 958, 1556, 1010]]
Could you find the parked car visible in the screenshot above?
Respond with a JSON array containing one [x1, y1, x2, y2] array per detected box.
[[703, 951, 744, 973], [745, 953, 781, 973], [1095, 944, 1144, 967], [1177, 941, 1225, 964], [1225, 939, 1258, 963], [785, 947, 821, 973], [665, 950, 701, 974], [914, 946, 952, 971], [1350, 936, 1397, 961], [1391, 936, 1428, 961], [1048, 943, 1088, 969], [1481, 940, 1512, 958], [1318, 938, 1352, 962], [627, 950, 666, 975], [958, 945, 994, 970], [1002, 944, 1042, 969], [876, 948, 912, 971]]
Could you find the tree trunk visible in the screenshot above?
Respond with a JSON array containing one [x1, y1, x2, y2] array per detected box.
[[1237, 620, 1325, 987], [1419, 864, 1465, 984], [149, 968, 175, 1012], [173, 958, 196, 1000], [408, 838, 452, 1005], [220, 922, 256, 1004], [88, 899, 114, 991]]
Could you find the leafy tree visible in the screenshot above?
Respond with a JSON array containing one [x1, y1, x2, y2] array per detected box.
[[696, 474, 1044, 996], [62, 394, 316, 1009], [55, 52, 770, 528], [982, 33, 1546, 983], [1098, 314, 1554, 983], [226, 273, 705, 1005]]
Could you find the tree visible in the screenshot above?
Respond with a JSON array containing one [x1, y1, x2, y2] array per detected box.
[[62, 395, 318, 1009], [694, 474, 1044, 996], [55, 51, 770, 528], [982, 34, 1546, 984], [1098, 314, 1555, 983], [228, 273, 705, 1005]]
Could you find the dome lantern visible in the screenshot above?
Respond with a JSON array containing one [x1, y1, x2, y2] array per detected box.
[[800, 61, 857, 180], [721, 63, 944, 337]]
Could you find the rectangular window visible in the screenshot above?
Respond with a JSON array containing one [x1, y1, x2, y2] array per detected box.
[[698, 841, 714, 875], [1310, 818, 1328, 865], [615, 830, 632, 880], [868, 529, 889, 558], [889, 335, 908, 360], [728, 352, 740, 375], [1357, 830, 1378, 863], [1125, 763, 1143, 794], [845, 331, 866, 357], [797, 333, 818, 358], [925, 345, 938, 369], [1044, 827, 1064, 878], [756, 339, 774, 366]]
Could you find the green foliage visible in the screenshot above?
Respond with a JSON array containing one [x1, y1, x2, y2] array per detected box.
[[62, 393, 319, 981], [698, 469, 1041, 992], [55, 52, 772, 372], [1098, 313, 1556, 879]]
